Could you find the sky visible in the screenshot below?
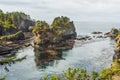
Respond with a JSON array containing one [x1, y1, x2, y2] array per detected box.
[[0, 0, 120, 22]]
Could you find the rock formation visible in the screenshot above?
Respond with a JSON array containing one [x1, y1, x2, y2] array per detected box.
[[19, 20, 34, 32], [106, 28, 119, 38], [113, 34, 120, 60], [0, 26, 4, 36], [33, 16, 76, 49]]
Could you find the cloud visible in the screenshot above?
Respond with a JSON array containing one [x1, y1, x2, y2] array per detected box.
[[0, 0, 120, 22]]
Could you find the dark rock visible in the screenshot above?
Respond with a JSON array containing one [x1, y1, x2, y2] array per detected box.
[[14, 31, 25, 40], [0, 26, 4, 36], [106, 28, 119, 38], [111, 28, 119, 34], [0, 45, 13, 55], [5, 27, 18, 35], [113, 52, 120, 60], [96, 35, 103, 38], [19, 20, 34, 32], [33, 18, 76, 46], [104, 32, 110, 35], [91, 31, 102, 34], [76, 35, 91, 40], [88, 38, 92, 40], [113, 34, 120, 60]]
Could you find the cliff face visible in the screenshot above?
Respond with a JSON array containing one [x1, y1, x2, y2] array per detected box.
[[106, 28, 119, 38], [19, 20, 34, 32], [0, 26, 4, 36], [33, 16, 77, 47], [112, 30, 120, 80], [114, 34, 120, 60], [0, 9, 34, 34]]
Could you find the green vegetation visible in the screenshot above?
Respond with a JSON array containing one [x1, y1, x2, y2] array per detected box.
[[99, 59, 120, 80], [51, 16, 70, 28], [32, 21, 50, 35], [0, 76, 6, 80], [32, 16, 75, 36], [41, 67, 98, 80], [0, 55, 27, 65], [0, 9, 31, 29], [42, 75, 59, 80], [41, 60, 120, 80], [0, 31, 24, 41]]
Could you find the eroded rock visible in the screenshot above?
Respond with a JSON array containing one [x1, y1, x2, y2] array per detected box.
[[113, 33, 120, 60], [33, 16, 76, 46], [106, 28, 119, 38]]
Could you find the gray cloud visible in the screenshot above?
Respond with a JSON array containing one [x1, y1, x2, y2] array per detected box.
[[0, 0, 31, 6], [0, 0, 120, 22]]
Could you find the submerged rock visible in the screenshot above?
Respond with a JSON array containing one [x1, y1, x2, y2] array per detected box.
[[76, 35, 91, 40], [91, 31, 102, 34]]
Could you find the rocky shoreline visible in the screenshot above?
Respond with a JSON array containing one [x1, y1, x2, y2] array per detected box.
[[0, 29, 114, 56], [0, 32, 33, 55]]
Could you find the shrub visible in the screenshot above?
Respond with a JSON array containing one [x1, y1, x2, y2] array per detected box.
[[0, 31, 24, 41], [32, 21, 50, 35]]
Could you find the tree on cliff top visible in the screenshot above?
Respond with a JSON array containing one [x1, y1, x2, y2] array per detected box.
[[32, 21, 50, 35], [51, 16, 71, 29], [0, 9, 31, 29]]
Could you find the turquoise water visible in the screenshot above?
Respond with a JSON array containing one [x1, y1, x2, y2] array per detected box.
[[0, 22, 119, 80]]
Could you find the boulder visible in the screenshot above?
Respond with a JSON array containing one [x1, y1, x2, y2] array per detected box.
[[106, 28, 119, 38], [111, 28, 119, 34]]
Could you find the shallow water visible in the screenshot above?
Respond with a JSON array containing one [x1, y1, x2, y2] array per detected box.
[[0, 22, 119, 80]]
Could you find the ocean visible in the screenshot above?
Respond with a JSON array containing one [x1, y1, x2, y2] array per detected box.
[[0, 21, 120, 80]]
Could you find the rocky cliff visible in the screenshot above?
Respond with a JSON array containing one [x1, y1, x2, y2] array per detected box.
[[114, 34, 120, 60], [106, 28, 119, 38], [33, 16, 76, 47]]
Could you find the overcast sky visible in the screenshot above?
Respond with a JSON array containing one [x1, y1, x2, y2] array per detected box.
[[0, 0, 120, 22]]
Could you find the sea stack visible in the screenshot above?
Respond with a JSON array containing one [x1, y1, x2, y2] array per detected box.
[[33, 16, 76, 51]]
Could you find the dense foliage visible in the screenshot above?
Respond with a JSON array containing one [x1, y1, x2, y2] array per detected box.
[[51, 16, 70, 28], [0, 31, 24, 41], [0, 9, 31, 29], [32, 21, 50, 35], [41, 67, 98, 80], [32, 16, 75, 36]]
